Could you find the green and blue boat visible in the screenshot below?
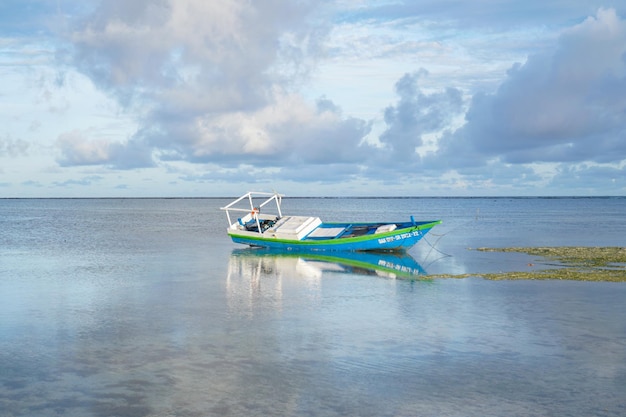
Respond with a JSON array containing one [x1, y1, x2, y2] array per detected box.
[[221, 191, 441, 252]]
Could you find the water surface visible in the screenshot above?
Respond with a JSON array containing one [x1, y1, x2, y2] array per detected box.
[[1, 198, 625, 416]]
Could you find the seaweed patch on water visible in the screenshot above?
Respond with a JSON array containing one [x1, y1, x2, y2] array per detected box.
[[430, 247, 626, 282]]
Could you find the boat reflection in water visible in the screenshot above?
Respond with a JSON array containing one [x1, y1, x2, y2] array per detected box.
[[312, 251, 427, 279], [227, 248, 427, 284], [226, 249, 429, 311]]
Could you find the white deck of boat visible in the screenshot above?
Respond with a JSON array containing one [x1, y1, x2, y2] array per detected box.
[[266, 216, 322, 240]]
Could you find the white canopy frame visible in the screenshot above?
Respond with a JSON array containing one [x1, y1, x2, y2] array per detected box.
[[220, 191, 284, 234]]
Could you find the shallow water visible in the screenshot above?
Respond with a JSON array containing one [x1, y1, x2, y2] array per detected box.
[[1, 197, 625, 416]]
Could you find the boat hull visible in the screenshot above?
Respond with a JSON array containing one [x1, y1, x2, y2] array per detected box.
[[227, 221, 439, 252]]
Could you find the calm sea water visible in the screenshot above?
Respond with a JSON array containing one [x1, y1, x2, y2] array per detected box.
[[1, 197, 625, 416]]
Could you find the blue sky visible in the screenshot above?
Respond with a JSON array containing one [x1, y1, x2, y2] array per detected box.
[[1, 0, 625, 197]]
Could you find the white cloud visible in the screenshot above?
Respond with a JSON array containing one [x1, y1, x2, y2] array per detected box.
[[432, 8, 626, 168], [379, 70, 464, 163], [63, 0, 348, 171], [185, 90, 373, 166], [56, 129, 153, 169], [0, 136, 29, 157], [3, 1, 626, 196]]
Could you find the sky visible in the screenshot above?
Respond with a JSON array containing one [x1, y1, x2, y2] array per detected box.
[[1, 0, 626, 197]]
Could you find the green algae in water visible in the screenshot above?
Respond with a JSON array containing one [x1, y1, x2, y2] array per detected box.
[[430, 247, 626, 282]]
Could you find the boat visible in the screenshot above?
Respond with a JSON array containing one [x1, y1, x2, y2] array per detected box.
[[220, 191, 441, 252]]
